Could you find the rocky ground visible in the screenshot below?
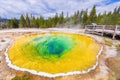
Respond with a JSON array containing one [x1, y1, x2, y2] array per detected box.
[[0, 28, 120, 80]]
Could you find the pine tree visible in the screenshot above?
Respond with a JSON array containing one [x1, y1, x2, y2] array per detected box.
[[26, 14, 30, 28], [64, 12, 69, 23], [54, 13, 59, 25], [31, 16, 36, 27], [38, 16, 44, 28], [97, 13, 102, 24], [19, 15, 26, 28], [35, 18, 39, 28], [13, 18, 19, 28], [76, 10, 81, 24], [80, 10, 84, 23], [72, 12, 78, 24], [59, 11, 64, 24], [76, 10, 80, 17], [82, 10, 88, 25], [8, 18, 19, 28], [89, 5, 97, 24]]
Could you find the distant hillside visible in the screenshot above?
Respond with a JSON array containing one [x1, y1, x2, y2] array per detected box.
[[0, 18, 9, 22]]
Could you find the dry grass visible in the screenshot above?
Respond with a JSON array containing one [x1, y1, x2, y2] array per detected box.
[[104, 38, 113, 46], [12, 75, 31, 80], [116, 44, 120, 51]]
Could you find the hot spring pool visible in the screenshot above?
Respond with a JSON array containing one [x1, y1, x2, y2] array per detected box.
[[7, 32, 102, 77]]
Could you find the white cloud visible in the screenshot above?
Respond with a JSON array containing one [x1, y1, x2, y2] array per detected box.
[[97, 1, 120, 13], [0, 0, 120, 19]]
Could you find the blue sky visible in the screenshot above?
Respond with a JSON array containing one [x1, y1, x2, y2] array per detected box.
[[105, 0, 120, 5], [0, 0, 120, 19]]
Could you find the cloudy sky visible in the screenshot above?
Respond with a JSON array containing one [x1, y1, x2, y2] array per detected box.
[[0, 0, 120, 19]]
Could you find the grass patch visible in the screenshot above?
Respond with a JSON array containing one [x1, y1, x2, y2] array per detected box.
[[116, 44, 120, 51], [12, 75, 31, 80], [104, 39, 113, 46]]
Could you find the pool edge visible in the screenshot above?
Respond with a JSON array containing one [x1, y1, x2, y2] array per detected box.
[[4, 31, 103, 78]]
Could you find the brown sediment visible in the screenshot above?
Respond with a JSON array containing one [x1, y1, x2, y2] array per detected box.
[[105, 57, 120, 80]]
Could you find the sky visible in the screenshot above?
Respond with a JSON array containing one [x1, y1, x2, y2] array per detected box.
[[0, 0, 120, 19]]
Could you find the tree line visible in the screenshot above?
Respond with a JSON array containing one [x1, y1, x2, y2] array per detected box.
[[7, 5, 120, 28]]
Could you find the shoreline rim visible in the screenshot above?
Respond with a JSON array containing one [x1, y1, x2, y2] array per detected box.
[[4, 30, 103, 78]]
